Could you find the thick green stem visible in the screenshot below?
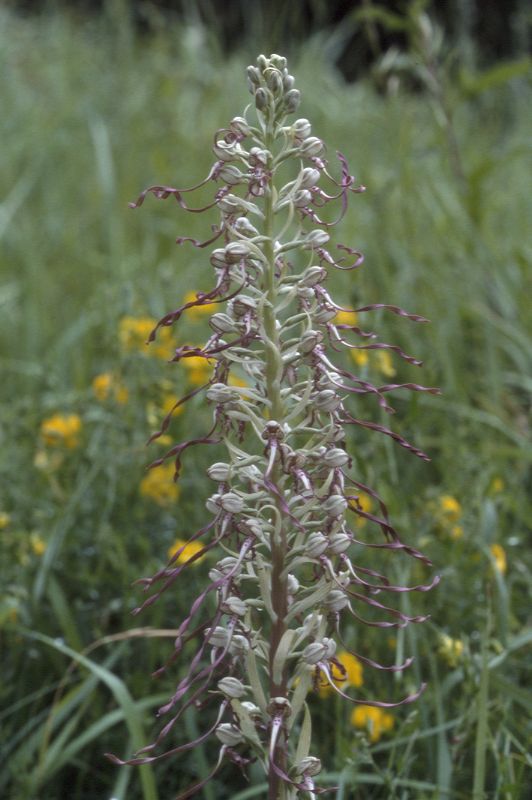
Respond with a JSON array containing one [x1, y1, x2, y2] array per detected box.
[[263, 128, 289, 800]]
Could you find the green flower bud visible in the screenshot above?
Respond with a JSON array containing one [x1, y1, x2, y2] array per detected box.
[[299, 136, 324, 157], [218, 676, 247, 698], [304, 230, 330, 249], [323, 494, 348, 517], [305, 532, 329, 558], [215, 723, 244, 746], [207, 462, 232, 481], [323, 448, 349, 467], [223, 595, 248, 616], [209, 312, 237, 333], [206, 383, 239, 404], [207, 626, 231, 647], [269, 54, 287, 70], [300, 266, 327, 287], [220, 492, 245, 513], [292, 118, 312, 139], [284, 89, 301, 113], [296, 756, 322, 777], [255, 88, 268, 111], [323, 590, 348, 612], [329, 532, 351, 554], [302, 641, 328, 664]]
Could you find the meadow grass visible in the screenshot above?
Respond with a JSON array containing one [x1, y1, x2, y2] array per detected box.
[[0, 4, 531, 799]]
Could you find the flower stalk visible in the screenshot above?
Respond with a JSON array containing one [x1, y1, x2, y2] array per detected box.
[[107, 54, 439, 799]]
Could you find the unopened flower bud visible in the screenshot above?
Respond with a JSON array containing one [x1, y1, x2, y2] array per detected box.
[[323, 494, 348, 517], [217, 194, 246, 215], [300, 136, 324, 157], [249, 147, 272, 167], [296, 756, 322, 777], [293, 189, 312, 208], [206, 493, 222, 513], [210, 248, 228, 268], [218, 676, 246, 698], [302, 642, 328, 664], [207, 462, 231, 482], [216, 556, 240, 575], [314, 306, 337, 323], [223, 595, 248, 616], [284, 89, 301, 113], [292, 118, 312, 140], [225, 241, 251, 263], [229, 634, 250, 656], [255, 88, 268, 111], [283, 73, 295, 91], [209, 313, 236, 333], [246, 65, 261, 87], [302, 613, 323, 635], [322, 637, 337, 658], [300, 266, 326, 287], [324, 589, 348, 612], [305, 532, 329, 558], [218, 164, 245, 185], [314, 389, 341, 412], [270, 54, 287, 70], [230, 116, 250, 136], [234, 217, 259, 237], [232, 295, 257, 317], [329, 532, 351, 554], [266, 70, 283, 94], [257, 55, 269, 72], [239, 517, 263, 538], [298, 330, 322, 355], [304, 230, 329, 249], [220, 492, 244, 513], [206, 383, 238, 404], [241, 701, 262, 717], [300, 167, 321, 188], [216, 723, 244, 746], [323, 448, 349, 467], [213, 140, 241, 162], [207, 626, 230, 647]]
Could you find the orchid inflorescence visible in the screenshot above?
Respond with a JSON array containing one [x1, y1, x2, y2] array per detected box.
[[107, 54, 440, 800]]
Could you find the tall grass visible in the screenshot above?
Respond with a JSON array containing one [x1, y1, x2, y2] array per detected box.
[[0, 4, 530, 798]]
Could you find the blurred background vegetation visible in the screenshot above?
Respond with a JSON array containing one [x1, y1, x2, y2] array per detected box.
[[0, 0, 531, 798]]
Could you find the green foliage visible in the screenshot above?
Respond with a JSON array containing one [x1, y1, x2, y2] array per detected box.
[[0, 3, 530, 799]]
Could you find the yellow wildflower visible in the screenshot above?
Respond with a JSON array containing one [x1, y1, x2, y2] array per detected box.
[[40, 414, 82, 449], [490, 543, 507, 575], [119, 316, 175, 360], [139, 462, 180, 506], [438, 634, 464, 667], [348, 492, 373, 528], [316, 650, 363, 697], [182, 355, 213, 386], [374, 350, 396, 378], [490, 477, 504, 495], [438, 495, 461, 523], [350, 349, 369, 368], [334, 309, 358, 326], [228, 374, 249, 388], [183, 291, 216, 319], [30, 533, 47, 556], [0, 512, 10, 530], [161, 394, 184, 417], [351, 706, 394, 743], [167, 537, 205, 566], [450, 524, 463, 540], [92, 372, 129, 404]]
